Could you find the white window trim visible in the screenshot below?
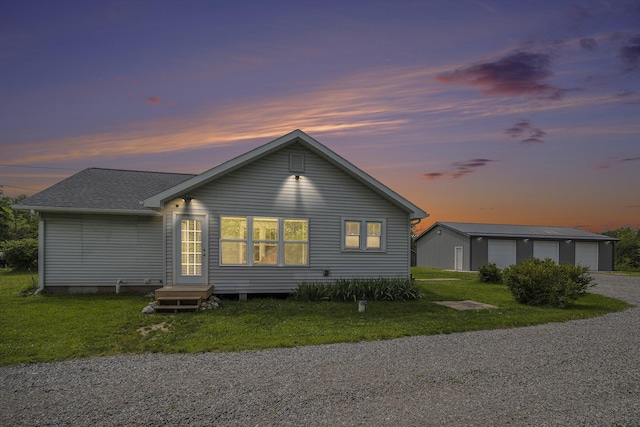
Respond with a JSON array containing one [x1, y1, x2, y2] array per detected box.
[[220, 215, 309, 267], [341, 217, 386, 252]]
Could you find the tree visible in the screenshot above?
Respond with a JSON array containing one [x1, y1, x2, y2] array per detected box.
[[0, 190, 38, 242], [603, 226, 640, 271]]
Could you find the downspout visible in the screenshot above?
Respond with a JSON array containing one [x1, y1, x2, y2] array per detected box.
[[34, 213, 45, 295]]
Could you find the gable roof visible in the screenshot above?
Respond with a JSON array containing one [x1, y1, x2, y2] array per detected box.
[[418, 222, 615, 241], [14, 168, 195, 215], [143, 129, 428, 219]]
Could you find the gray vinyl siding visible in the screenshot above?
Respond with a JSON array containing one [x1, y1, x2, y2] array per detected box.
[[415, 226, 470, 270], [164, 142, 412, 293], [41, 213, 164, 289]]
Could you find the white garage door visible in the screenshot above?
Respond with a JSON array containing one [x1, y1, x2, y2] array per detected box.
[[533, 241, 559, 263], [488, 240, 516, 269], [575, 242, 598, 270]]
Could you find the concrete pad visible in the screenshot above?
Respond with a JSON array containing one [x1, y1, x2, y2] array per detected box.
[[433, 300, 498, 310]]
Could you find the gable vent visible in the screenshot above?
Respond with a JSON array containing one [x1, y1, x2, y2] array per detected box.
[[289, 153, 305, 173]]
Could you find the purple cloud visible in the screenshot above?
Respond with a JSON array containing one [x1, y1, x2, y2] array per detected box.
[[619, 35, 640, 72], [579, 38, 598, 52], [505, 119, 547, 144], [597, 156, 640, 169], [422, 158, 495, 180], [436, 52, 566, 99]]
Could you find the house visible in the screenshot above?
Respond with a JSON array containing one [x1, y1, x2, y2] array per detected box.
[[415, 222, 617, 271], [14, 130, 428, 295]]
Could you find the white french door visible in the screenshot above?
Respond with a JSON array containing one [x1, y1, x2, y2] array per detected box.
[[175, 214, 208, 285]]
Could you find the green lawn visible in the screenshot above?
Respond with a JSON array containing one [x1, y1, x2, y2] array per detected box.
[[0, 268, 632, 366]]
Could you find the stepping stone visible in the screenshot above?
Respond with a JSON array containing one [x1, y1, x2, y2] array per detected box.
[[433, 300, 498, 310]]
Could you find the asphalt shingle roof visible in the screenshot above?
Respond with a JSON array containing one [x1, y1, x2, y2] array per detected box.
[[435, 221, 614, 241], [16, 168, 196, 212]]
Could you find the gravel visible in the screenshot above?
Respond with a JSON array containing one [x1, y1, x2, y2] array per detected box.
[[2, 273, 639, 426]]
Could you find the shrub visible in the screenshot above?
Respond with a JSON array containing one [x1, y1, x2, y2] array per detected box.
[[291, 277, 422, 302], [478, 262, 502, 283], [502, 258, 595, 308], [0, 238, 38, 271]]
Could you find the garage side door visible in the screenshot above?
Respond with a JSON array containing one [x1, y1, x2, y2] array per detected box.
[[488, 240, 516, 269], [575, 242, 598, 270], [533, 241, 559, 263]]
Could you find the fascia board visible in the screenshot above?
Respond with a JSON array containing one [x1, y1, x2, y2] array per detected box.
[[12, 205, 161, 216]]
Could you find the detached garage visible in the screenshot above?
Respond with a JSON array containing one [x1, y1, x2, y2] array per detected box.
[[415, 222, 617, 271]]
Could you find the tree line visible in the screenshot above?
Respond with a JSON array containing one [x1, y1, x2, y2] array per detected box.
[[2, 189, 639, 272], [0, 190, 38, 270], [603, 226, 640, 271]]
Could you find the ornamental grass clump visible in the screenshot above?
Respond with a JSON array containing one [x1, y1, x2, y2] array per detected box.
[[291, 277, 421, 302], [502, 258, 595, 308]]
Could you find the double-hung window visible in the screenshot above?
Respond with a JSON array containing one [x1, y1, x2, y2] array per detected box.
[[220, 216, 308, 266], [342, 218, 385, 251]]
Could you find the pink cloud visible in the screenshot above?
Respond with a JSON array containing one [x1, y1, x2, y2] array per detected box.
[[146, 96, 161, 105]]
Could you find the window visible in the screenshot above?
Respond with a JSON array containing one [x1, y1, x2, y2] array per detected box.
[[253, 217, 278, 265], [345, 221, 361, 249], [220, 216, 308, 266], [342, 218, 385, 251], [220, 216, 247, 265], [284, 219, 308, 265], [366, 221, 381, 249]]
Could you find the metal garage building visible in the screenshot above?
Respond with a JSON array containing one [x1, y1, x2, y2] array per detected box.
[[415, 222, 617, 271]]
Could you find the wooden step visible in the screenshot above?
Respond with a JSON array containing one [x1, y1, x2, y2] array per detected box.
[[155, 296, 202, 312], [155, 285, 213, 299]]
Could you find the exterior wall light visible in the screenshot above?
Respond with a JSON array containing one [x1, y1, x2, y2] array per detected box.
[[295, 175, 301, 180], [182, 196, 193, 203], [566, 239, 572, 243]]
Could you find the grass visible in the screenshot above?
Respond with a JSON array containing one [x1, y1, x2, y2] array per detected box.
[[0, 267, 633, 366]]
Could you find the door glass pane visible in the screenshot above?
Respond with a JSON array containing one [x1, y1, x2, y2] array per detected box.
[[181, 219, 202, 276]]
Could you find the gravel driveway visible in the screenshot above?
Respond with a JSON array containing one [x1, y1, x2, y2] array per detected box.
[[2, 274, 639, 426]]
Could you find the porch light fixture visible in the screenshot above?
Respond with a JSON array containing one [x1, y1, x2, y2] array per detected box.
[[523, 238, 529, 242], [294, 175, 301, 180], [566, 239, 572, 243], [182, 195, 193, 203]]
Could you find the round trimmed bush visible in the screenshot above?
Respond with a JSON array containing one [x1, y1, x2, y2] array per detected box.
[[502, 258, 595, 308]]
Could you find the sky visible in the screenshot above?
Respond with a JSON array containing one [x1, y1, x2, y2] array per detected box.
[[1, 0, 639, 233]]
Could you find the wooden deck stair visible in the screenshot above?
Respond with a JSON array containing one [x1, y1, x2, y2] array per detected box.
[[154, 285, 213, 313]]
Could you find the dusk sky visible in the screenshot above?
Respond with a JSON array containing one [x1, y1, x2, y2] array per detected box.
[[2, 0, 639, 232]]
